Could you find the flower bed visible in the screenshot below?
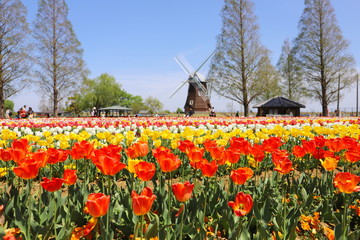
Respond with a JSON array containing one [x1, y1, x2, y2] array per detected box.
[[0, 117, 359, 239]]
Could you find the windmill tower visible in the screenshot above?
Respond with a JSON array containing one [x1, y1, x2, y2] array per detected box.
[[170, 53, 213, 113]]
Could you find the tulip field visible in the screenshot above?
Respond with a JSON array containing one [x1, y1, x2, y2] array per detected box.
[[0, 116, 359, 240]]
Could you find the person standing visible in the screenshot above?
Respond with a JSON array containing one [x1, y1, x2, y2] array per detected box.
[[5, 109, 10, 118]]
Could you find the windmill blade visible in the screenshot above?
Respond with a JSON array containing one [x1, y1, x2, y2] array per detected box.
[[189, 77, 209, 102], [169, 79, 189, 99], [174, 54, 194, 76], [193, 50, 215, 74]]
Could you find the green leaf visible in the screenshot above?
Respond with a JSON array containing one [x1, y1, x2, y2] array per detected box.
[[145, 212, 159, 239], [239, 228, 251, 240]]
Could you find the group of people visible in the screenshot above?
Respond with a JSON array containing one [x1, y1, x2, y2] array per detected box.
[[16, 105, 34, 118]]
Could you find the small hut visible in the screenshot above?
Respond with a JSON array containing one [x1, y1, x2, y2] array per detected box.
[[253, 96, 305, 117], [98, 106, 131, 117]]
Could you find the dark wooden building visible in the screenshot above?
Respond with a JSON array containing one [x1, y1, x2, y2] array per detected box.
[[253, 96, 305, 117], [184, 81, 211, 113]]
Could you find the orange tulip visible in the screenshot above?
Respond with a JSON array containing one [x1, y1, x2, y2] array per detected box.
[[3, 228, 22, 240], [272, 150, 294, 174], [321, 157, 338, 171], [187, 147, 204, 163], [172, 181, 195, 202], [250, 144, 265, 162], [70, 140, 94, 160], [9, 148, 27, 164], [325, 138, 346, 153], [230, 137, 251, 155], [41, 177, 64, 192], [345, 149, 360, 163], [230, 167, 254, 185], [71, 217, 97, 240], [134, 161, 156, 181], [91, 154, 126, 176], [63, 169, 77, 185], [223, 148, 241, 164], [13, 162, 39, 179], [262, 137, 283, 153], [208, 146, 225, 162], [177, 140, 195, 154], [200, 160, 218, 177], [152, 146, 172, 159], [125, 141, 149, 159], [85, 193, 110, 218], [203, 139, 218, 152], [228, 192, 253, 217], [131, 187, 156, 216], [292, 145, 306, 158], [333, 172, 360, 194], [157, 152, 181, 172]]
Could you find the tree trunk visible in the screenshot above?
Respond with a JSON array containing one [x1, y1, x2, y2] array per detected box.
[[243, 101, 249, 117]]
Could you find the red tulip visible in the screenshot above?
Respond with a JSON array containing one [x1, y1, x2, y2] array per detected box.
[[63, 169, 77, 185], [228, 192, 253, 216], [152, 146, 172, 159], [157, 152, 181, 172], [172, 181, 195, 202], [47, 148, 69, 164], [91, 153, 126, 176], [41, 177, 64, 192], [0, 149, 12, 162], [12, 139, 30, 151], [187, 147, 204, 163], [177, 140, 195, 154], [333, 172, 360, 194], [13, 162, 39, 179], [230, 167, 254, 185], [85, 193, 110, 218], [134, 161, 156, 181], [125, 141, 149, 159], [292, 145, 306, 158], [131, 187, 156, 216], [70, 140, 94, 160], [200, 160, 218, 177]]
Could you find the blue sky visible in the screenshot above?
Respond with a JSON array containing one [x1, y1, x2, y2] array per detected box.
[[16, 0, 360, 113]]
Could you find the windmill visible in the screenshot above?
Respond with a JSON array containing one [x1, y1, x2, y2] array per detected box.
[[170, 52, 214, 113]]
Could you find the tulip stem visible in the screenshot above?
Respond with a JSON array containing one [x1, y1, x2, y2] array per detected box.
[[27, 180, 32, 239], [140, 214, 144, 238], [106, 175, 112, 238], [180, 203, 185, 240], [342, 194, 348, 240], [53, 192, 58, 237]]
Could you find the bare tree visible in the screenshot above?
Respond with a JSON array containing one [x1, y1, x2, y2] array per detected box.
[[276, 39, 305, 102], [208, 0, 275, 116], [33, 0, 87, 116], [294, 0, 356, 116], [0, 0, 32, 117]]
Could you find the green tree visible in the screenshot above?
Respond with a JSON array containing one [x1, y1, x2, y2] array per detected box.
[[77, 73, 143, 113], [208, 0, 275, 116], [276, 39, 305, 102], [33, 0, 87, 116], [130, 96, 146, 115], [256, 57, 281, 103], [0, 0, 32, 117], [144, 96, 163, 115], [4, 99, 14, 111], [294, 0, 356, 116]]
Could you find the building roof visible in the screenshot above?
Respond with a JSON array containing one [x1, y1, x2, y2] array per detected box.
[[98, 106, 131, 111], [253, 96, 306, 108]]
